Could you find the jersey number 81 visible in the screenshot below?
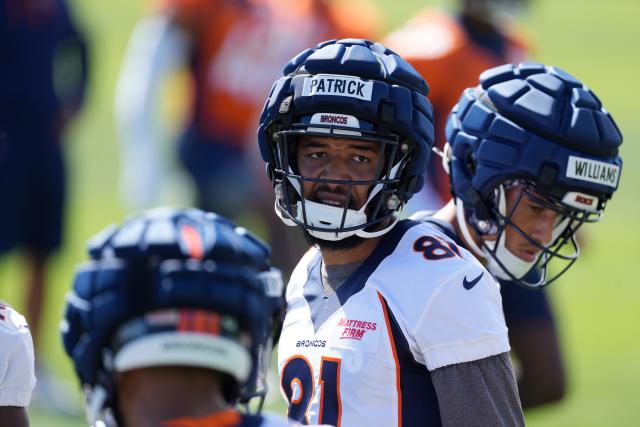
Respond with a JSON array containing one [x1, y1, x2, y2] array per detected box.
[[281, 355, 342, 426]]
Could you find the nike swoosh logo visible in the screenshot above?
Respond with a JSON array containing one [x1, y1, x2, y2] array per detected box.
[[463, 272, 484, 290]]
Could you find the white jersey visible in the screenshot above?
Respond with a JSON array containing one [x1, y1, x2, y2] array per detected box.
[[277, 220, 509, 426], [0, 303, 36, 407]]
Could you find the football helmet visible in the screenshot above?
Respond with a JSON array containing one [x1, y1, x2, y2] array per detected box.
[[257, 39, 434, 241], [61, 208, 284, 425], [446, 62, 622, 288]]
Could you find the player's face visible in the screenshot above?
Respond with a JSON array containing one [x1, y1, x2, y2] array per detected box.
[[503, 185, 559, 262], [296, 135, 382, 211]]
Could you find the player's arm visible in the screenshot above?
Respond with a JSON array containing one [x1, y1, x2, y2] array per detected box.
[[0, 406, 29, 427], [413, 262, 524, 424], [431, 352, 523, 426]]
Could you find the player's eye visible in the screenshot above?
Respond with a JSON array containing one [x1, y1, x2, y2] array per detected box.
[[309, 151, 327, 159], [353, 154, 370, 163], [522, 198, 543, 214], [529, 204, 545, 214]]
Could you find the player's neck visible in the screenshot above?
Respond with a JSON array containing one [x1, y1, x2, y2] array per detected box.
[[117, 367, 229, 427], [320, 235, 382, 266]]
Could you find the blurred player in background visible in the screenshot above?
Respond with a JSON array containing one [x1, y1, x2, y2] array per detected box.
[[385, 0, 529, 209], [411, 63, 623, 409], [114, 0, 381, 274], [61, 208, 294, 427], [384, 0, 576, 409], [0, 302, 36, 427], [0, 0, 88, 397], [259, 39, 524, 425]]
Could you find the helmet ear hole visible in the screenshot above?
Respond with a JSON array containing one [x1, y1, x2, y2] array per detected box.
[[466, 151, 477, 175]]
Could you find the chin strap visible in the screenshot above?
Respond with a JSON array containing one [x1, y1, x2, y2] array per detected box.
[[432, 142, 452, 176], [85, 385, 117, 427], [455, 197, 488, 258], [485, 185, 539, 280], [456, 190, 537, 281]]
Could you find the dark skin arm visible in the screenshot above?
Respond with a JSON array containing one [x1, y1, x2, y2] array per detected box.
[[0, 406, 29, 427]]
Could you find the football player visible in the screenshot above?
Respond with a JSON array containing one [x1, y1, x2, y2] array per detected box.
[[61, 208, 293, 427], [411, 62, 622, 405], [0, 302, 36, 427], [384, 1, 582, 409], [384, 0, 530, 208], [258, 39, 524, 425]]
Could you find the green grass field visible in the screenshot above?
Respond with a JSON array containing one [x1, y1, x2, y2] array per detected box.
[[1, 0, 638, 425]]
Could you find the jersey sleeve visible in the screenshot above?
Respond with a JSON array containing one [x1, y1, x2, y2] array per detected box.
[[412, 262, 510, 371], [431, 352, 524, 426], [0, 307, 36, 407]]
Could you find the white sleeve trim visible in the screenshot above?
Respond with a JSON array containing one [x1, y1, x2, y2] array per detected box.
[[423, 333, 511, 371], [0, 388, 32, 407]]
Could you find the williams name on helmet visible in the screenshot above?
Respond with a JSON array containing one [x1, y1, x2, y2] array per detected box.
[[567, 156, 620, 188]]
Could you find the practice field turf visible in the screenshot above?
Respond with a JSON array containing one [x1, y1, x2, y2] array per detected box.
[[1, 0, 637, 426]]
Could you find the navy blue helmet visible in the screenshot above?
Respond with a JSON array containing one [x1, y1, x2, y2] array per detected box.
[[257, 39, 434, 241], [446, 62, 622, 288], [61, 208, 284, 425]]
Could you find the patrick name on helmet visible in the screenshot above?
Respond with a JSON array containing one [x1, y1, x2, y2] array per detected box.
[[302, 75, 373, 100]]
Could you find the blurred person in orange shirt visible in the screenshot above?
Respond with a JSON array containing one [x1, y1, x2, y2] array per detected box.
[[115, 0, 381, 274], [385, 0, 528, 210], [385, 0, 567, 410]]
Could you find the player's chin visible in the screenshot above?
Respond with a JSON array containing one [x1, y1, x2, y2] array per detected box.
[[301, 229, 365, 251], [515, 247, 540, 263]]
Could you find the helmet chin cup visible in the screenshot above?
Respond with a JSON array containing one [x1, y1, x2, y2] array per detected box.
[[457, 186, 536, 281], [276, 199, 367, 241], [483, 235, 537, 280]]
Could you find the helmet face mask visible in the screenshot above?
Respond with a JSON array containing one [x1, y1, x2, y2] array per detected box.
[[270, 124, 410, 241], [465, 180, 600, 288]]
